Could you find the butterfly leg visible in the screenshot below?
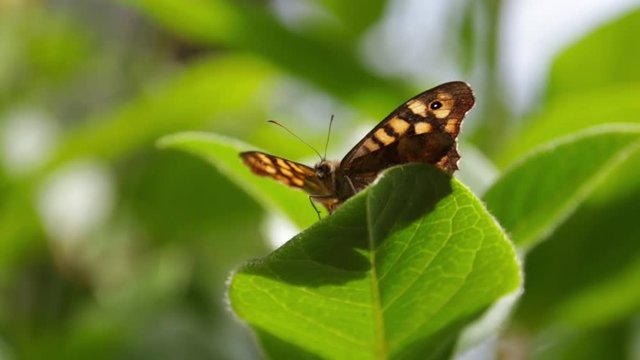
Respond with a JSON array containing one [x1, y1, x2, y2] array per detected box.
[[345, 176, 357, 195], [308, 196, 322, 220], [309, 194, 341, 215]]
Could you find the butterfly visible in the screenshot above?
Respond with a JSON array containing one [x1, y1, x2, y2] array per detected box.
[[240, 81, 475, 213]]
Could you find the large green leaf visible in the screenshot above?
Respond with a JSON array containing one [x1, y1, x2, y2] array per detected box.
[[499, 9, 640, 166], [498, 85, 640, 166], [228, 164, 520, 359], [547, 9, 640, 97], [487, 124, 640, 337], [483, 124, 640, 249], [158, 132, 319, 229], [513, 176, 640, 330]]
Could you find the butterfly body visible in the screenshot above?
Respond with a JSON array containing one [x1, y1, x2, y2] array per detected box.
[[240, 81, 475, 213]]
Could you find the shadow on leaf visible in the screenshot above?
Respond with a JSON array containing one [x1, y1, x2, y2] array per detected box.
[[239, 164, 453, 286]]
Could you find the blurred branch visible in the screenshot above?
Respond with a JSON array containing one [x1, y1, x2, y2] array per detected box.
[[469, 0, 513, 156]]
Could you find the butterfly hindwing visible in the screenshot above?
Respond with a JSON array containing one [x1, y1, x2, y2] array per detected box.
[[240, 151, 329, 195], [341, 81, 474, 175]]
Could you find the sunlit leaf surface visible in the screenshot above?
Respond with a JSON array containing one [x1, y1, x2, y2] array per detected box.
[[229, 165, 521, 359], [484, 125, 640, 249]]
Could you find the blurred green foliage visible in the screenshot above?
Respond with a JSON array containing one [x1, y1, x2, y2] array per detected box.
[[1, 0, 639, 359]]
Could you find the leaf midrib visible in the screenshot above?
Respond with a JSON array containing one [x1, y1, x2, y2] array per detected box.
[[366, 194, 389, 360]]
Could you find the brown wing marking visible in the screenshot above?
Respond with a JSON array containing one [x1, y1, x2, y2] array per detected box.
[[239, 151, 330, 195], [341, 81, 474, 176], [343, 131, 455, 188]]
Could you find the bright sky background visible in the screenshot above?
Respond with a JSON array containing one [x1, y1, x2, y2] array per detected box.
[[366, 0, 640, 114], [501, 0, 640, 113]]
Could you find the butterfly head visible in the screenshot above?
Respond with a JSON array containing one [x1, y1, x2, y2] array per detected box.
[[314, 160, 338, 180]]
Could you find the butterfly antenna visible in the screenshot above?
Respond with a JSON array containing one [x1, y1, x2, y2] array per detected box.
[[323, 114, 334, 160], [267, 120, 323, 161]]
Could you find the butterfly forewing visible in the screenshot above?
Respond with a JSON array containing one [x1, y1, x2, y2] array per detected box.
[[240, 151, 330, 195], [341, 81, 474, 174]]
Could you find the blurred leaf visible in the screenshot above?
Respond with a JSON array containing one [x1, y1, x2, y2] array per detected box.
[[0, 6, 91, 105], [548, 9, 640, 97], [229, 164, 520, 359], [119, 0, 241, 44], [498, 122, 640, 333], [483, 124, 640, 249], [10, 245, 230, 360], [120, 149, 267, 265], [122, 151, 256, 240], [499, 84, 640, 166], [492, 22, 640, 332], [514, 181, 640, 330], [500, 9, 640, 166], [316, 0, 387, 35], [49, 55, 274, 168], [158, 132, 318, 229], [0, 54, 275, 267], [528, 321, 632, 360], [123, 0, 408, 115], [555, 256, 640, 328]]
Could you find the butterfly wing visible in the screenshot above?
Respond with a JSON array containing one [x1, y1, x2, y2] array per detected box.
[[240, 82, 475, 212], [340, 82, 475, 188], [240, 151, 332, 196]]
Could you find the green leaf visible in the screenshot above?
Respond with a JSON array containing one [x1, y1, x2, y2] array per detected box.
[[483, 124, 640, 249], [553, 255, 640, 328], [49, 55, 274, 169], [493, 112, 640, 334], [548, 9, 640, 97], [498, 9, 640, 166], [316, 0, 387, 35], [122, 0, 408, 115], [228, 164, 520, 359], [158, 132, 319, 229], [0, 54, 274, 267], [527, 321, 632, 360], [498, 85, 640, 166], [514, 176, 640, 330]]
